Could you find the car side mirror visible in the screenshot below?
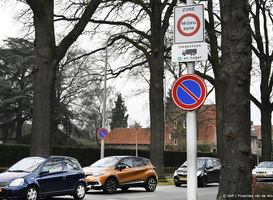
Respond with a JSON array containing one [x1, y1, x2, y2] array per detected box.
[[115, 165, 127, 171]]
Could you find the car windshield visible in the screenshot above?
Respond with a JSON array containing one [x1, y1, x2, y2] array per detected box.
[[91, 157, 121, 168], [257, 162, 273, 168], [8, 157, 46, 173], [181, 159, 206, 168]]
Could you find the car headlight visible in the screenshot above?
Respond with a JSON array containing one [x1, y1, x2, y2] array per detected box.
[[267, 171, 273, 175], [174, 170, 177, 176], [93, 171, 106, 177], [9, 178, 24, 187], [197, 170, 202, 177]]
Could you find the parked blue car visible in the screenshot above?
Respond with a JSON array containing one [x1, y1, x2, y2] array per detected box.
[[0, 156, 86, 200]]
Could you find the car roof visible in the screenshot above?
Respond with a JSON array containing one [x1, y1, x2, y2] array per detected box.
[[25, 156, 77, 160], [197, 157, 219, 160]]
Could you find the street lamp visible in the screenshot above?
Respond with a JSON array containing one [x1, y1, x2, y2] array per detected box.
[[101, 31, 135, 159]]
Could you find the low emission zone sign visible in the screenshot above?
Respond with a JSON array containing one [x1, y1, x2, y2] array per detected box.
[[174, 4, 204, 43], [172, 74, 207, 110]]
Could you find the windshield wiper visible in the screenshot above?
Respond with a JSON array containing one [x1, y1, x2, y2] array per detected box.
[[8, 170, 29, 173]]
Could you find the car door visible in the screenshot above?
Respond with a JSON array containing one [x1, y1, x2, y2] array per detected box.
[[116, 157, 135, 184], [63, 157, 83, 191], [205, 159, 215, 183], [37, 158, 66, 195], [132, 157, 148, 182], [212, 159, 221, 183]]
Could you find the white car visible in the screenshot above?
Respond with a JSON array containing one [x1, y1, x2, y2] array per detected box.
[[252, 161, 273, 182]]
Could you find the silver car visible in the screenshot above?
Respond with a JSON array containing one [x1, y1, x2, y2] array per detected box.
[[252, 161, 273, 181]]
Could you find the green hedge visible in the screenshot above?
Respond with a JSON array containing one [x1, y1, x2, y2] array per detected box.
[[0, 144, 215, 168]]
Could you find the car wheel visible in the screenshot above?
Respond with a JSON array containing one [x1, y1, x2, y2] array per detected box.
[[103, 178, 118, 194], [145, 176, 157, 192], [25, 186, 38, 200], [198, 176, 207, 187], [73, 183, 86, 200]]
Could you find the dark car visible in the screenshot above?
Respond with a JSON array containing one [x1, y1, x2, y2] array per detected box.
[[252, 161, 273, 182], [83, 156, 158, 193], [0, 156, 86, 200], [174, 157, 221, 187]]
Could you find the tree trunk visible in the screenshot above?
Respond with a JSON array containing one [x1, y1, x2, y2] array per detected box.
[[260, 61, 272, 161], [206, 0, 223, 161], [217, 0, 253, 199], [26, 0, 102, 156], [149, 0, 165, 179], [16, 104, 23, 144], [28, 0, 56, 156]]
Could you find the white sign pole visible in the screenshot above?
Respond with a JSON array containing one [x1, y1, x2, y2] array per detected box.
[[187, 62, 198, 200], [186, 0, 197, 200]]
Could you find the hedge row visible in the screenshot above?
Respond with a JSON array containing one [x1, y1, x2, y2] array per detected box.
[[0, 144, 215, 168]]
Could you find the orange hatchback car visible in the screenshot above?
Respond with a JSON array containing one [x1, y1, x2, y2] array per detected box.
[[83, 156, 158, 193]]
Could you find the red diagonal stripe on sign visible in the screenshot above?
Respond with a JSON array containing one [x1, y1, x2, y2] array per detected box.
[[179, 82, 199, 102]]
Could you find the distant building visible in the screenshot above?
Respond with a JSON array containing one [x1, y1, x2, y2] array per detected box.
[[105, 104, 264, 154]]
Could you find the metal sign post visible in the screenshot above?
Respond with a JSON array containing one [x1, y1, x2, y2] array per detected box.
[[171, 1, 207, 200], [186, 62, 197, 200], [185, 2, 196, 198]]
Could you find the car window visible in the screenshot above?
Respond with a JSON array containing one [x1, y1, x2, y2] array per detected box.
[[206, 159, 213, 168], [258, 162, 273, 168], [120, 158, 133, 168], [91, 157, 120, 168], [64, 158, 80, 170], [42, 158, 63, 173], [133, 158, 146, 167], [9, 157, 45, 173], [213, 159, 221, 168]]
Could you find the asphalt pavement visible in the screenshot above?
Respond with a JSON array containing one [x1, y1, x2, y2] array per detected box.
[[52, 184, 219, 200]]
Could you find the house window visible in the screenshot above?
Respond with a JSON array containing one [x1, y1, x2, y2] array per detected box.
[[174, 139, 178, 145], [183, 120, 186, 129], [169, 133, 172, 139], [174, 121, 177, 129]]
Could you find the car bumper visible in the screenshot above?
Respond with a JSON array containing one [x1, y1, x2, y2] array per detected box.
[[174, 175, 187, 184], [253, 174, 273, 182], [0, 186, 26, 199], [86, 175, 107, 190]]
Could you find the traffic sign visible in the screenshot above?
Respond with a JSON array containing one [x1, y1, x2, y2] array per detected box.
[[172, 74, 207, 110], [171, 42, 208, 62], [174, 4, 204, 43], [97, 128, 109, 140]]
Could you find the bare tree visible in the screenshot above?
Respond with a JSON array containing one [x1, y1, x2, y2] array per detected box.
[[250, 0, 273, 161], [24, 0, 102, 156], [65, 0, 178, 178]]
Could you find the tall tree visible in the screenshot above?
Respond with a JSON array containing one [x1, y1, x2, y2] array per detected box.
[[24, 0, 102, 156], [217, 0, 253, 198], [86, 0, 178, 178], [0, 38, 34, 143], [249, 0, 273, 161], [110, 93, 128, 130]]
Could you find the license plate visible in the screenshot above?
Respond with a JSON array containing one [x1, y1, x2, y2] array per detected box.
[[258, 174, 265, 177], [180, 177, 187, 181]]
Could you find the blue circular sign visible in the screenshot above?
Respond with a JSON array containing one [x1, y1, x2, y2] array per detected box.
[[97, 128, 109, 140], [172, 74, 207, 110]]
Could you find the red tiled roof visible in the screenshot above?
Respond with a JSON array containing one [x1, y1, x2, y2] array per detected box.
[[105, 128, 150, 145]]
